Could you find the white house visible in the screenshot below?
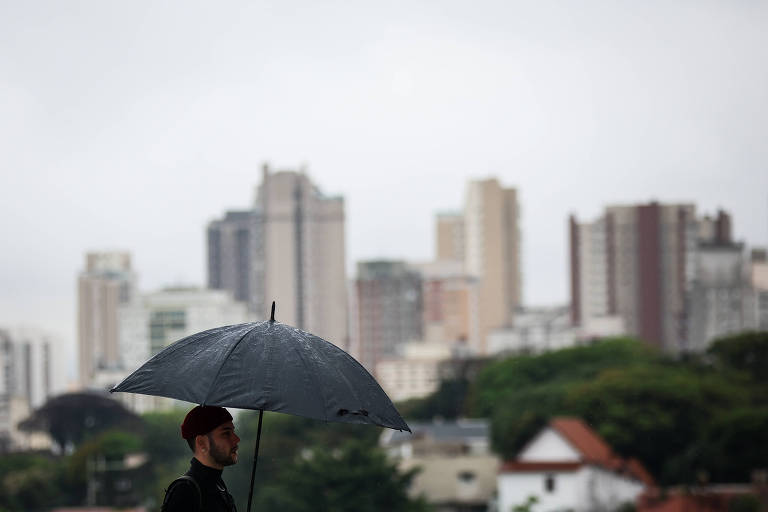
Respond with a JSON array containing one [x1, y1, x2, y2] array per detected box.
[[497, 417, 653, 512]]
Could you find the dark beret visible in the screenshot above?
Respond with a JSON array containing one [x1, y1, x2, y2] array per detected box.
[[181, 406, 233, 440]]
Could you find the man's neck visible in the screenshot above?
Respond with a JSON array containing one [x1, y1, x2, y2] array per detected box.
[[194, 454, 224, 471]]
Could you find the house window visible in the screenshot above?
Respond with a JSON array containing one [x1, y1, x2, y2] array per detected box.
[[545, 474, 556, 493], [458, 471, 476, 483]]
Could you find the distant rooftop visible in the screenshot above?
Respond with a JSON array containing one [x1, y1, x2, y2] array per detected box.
[[382, 419, 489, 446]]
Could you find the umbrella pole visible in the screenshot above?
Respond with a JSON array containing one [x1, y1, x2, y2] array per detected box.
[[246, 409, 264, 512]]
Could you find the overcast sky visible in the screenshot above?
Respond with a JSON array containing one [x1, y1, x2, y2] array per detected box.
[[2, 1, 767, 384]]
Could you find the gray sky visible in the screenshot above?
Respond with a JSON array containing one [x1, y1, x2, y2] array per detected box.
[[2, 1, 767, 385]]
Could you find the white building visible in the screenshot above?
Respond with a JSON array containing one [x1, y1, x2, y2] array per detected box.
[[687, 242, 749, 352], [488, 306, 575, 355], [498, 417, 652, 512], [0, 328, 55, 451], [101, 287, 251, 412], [488, 306, 626, 356]]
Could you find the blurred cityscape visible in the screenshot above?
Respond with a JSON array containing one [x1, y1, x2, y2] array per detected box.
[[2, 163, 767, 511]]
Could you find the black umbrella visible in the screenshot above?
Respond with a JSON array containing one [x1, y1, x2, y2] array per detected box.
[[111, 302, 409, 512]]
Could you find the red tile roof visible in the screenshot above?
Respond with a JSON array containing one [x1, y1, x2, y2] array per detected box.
[[550, 417, 616, 466], [501, 417, 654, 485]]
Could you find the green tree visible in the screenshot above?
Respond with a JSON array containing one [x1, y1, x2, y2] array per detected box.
[[564, 365, 747, 483], [470, 338, 657, 417], [469, 338, 658, 459], [688, 407, 768, 483], [225, 411, 384, 511], [254, 439, 430, 512], [708, 331, 768, 386], [64, 429, 145, 506], [18, 392, 144, 452], [398, 378, 470, 420], [0, 453, 62, 512], [465, 336, 768, 485]]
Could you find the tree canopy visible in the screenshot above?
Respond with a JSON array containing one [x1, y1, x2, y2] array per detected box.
[[461, 334, 768, 485], [18, 392, 144, 452]]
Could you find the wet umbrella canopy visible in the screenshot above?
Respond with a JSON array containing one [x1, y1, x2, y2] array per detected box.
[[111, 302, 410, 511]]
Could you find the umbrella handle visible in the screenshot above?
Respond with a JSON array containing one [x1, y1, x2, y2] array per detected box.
[[246, 409, 264, 512]]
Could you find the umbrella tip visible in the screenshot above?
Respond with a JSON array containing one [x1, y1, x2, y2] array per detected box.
[[270, 301, 276, 322]]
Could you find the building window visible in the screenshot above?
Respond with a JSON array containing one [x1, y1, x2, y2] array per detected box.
[[545, 474, 556, 493], [458, 471, 476, 483]]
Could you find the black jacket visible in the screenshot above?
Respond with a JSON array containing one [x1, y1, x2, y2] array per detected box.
[[163, 457, 237, 512]]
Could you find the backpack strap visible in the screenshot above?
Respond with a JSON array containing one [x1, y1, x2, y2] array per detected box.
[[162, 474, 202, 512]]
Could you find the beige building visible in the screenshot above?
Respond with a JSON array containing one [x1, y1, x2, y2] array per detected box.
[[255, 165, 348, 347], [431, 178, 521, 355], [436, 212, 465, 263], [375, 342, 452, 402], [414, 260, 480, 349], [744, 248, 768, 332], [381, 420, 498, 512], [460, 178, 521, 354], [78, 252, 136, 388]]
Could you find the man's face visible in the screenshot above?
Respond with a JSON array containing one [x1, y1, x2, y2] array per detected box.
[[206, 421, 240, 467]]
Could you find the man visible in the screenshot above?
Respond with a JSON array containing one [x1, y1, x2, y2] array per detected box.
[[162, 405, 240, 512]]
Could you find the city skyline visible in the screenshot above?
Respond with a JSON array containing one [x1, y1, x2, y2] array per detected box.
[[2, 1, 768, 383]]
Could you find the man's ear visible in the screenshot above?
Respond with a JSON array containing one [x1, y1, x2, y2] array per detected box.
[[195, 434, 209, 452]]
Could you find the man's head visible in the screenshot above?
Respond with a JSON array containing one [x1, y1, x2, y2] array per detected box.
[[181, 406, 240, 469]]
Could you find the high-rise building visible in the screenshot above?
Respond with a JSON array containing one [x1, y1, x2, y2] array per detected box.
[[354, 261, 423, 374], [207, 164, 348, 347], [463, 178, 521, 353], [207, 210, 264, 315], [0, 328, 53, 451], [78, 252, 136, 388], [257, 165, 348, 345], [569, 203, 749, 352], [687, 211, 749, 351]]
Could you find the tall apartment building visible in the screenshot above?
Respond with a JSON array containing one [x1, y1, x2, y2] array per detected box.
[[437, 178, 521, 354], [687, 211, 749, 351], [207, 210, 264, 315], [0, 328, 52, 451], [570, 202, 747, 352], [467, 178, 522, 336], [78, 252, 136, 388], [354, 261, 423, 374], [208, 164, 348, 347]]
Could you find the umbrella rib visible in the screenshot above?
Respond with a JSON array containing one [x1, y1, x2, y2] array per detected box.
[[324, 345, 365, 415], [201, 323, 259, 406]]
